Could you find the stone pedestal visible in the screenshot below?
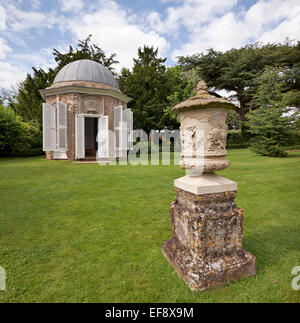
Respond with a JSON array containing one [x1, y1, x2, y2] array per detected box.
[[163, 81, 256, 290], [162, 187, 256, 291]]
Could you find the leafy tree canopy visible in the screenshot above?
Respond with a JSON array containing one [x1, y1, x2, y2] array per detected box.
[[161, 66, 195, 130], [178, 41, 300, 124], [246, 66, 298, 157], [119, 46, 191, 133]]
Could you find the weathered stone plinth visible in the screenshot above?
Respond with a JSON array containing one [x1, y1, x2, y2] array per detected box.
[[162, 188, 256, 291]]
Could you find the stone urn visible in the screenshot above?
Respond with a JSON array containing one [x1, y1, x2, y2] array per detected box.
[[174, 80, 233, 174], [162, 81, 256, 291]]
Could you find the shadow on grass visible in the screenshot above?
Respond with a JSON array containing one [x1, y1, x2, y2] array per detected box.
[[243, 222, 300, 272], [286, 153, 300, 158]]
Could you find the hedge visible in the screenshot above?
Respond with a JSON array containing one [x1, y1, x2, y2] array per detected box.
[[10, 148, 44, 157]]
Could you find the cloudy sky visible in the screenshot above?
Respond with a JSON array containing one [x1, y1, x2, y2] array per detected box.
[[0, 0, 299, 89]]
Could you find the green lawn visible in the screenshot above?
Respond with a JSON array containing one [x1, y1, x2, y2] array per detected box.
[[0, 149, 299, 303]]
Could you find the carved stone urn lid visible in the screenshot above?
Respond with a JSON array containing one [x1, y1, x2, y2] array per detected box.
[[172, 80, 236, 114]]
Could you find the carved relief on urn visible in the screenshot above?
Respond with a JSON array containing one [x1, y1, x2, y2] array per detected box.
[[173, 81, 235, 173]]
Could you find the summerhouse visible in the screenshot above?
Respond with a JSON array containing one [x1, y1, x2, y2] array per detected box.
[[40, 59, 132, 161]]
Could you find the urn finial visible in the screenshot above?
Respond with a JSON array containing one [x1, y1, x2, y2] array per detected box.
[[197, 80, 209, 97], [197, 80, 207, 91]]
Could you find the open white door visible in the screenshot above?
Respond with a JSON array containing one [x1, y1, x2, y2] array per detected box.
[[97, 116, 109, 158], [43, 103, 57, 151], [75, 114, 85, 159], [57, 102, 68, 152]]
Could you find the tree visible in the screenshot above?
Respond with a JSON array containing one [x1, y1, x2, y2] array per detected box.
[[53, 34, 118, 73], [119, 46, 169, 134], [178, 42, 300, 139], [161, 66, 195, 129], [246, 67, 297, 157]]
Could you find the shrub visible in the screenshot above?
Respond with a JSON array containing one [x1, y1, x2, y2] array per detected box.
[[227, 131, 244, 144], [18, 118, 41, 151], [12, 148, 44, 157], [227, 143, 250, 149], [0, 105, 42, 157], [0, 106, 22, 156], [226, 130, 249, 149]]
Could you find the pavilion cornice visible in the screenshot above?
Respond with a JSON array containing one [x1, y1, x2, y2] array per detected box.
[[40, 85, 132, 103]]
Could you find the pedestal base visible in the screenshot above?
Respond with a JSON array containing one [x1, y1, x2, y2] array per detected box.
[[162, 236, 256, 291], [162, 187, 256, 291]]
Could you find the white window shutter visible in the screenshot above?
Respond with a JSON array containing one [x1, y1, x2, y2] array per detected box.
[[51, 104, 57, 151], [114, 106, 122, 157], [97, 116, 109, 158], [75, 114, 85, 159], [57, 102, 68, 152], [125, 109, 133, 150], [43, 103, 57, 151], [120, 120, 128, 152]]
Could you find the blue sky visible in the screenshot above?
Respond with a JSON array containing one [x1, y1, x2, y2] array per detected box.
[[0, 0, 299, 89]]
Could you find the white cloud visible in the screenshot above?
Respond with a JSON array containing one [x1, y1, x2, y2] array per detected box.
[[257, 4, 300, 43], [0, 61, 26, 88], [30, 0, 41, 10], [0, 37, 26, 89], [169, 0, 300, 59], [148, 0, 238, 34], [65, 0, 170, 70], [0, 5, 6, 30], [58, 0, 84, 12], [0, 34, 54, 88], [12, 49, 56, 71], [0, 37, 11, 60], [0, 48, 55, 89], [4, 3, 56, 32]]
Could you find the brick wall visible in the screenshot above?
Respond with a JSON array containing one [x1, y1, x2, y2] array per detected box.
[[45, 92, 127, 161]]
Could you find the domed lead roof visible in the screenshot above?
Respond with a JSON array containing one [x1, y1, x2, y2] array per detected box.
[[53, 59, 119, 89]]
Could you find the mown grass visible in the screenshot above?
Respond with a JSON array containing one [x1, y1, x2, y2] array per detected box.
[[0, 149, 299, 303]]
